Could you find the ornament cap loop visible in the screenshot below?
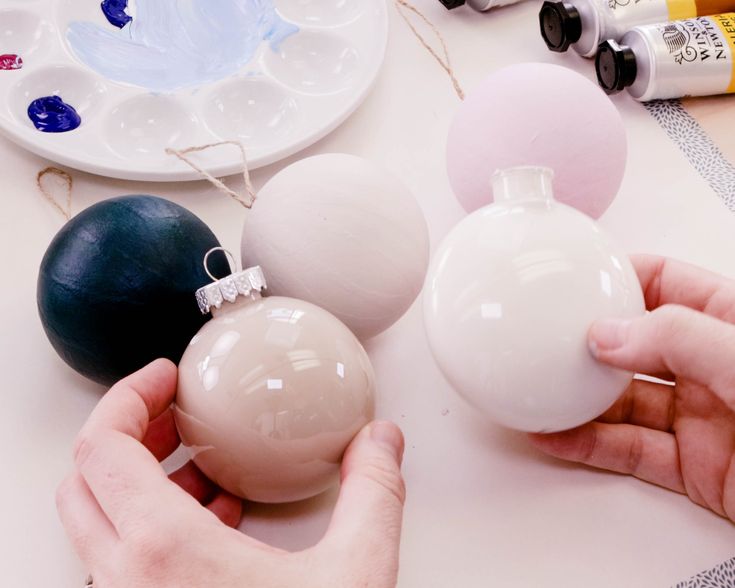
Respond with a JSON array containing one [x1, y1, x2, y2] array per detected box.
[[196, 248, 267, 314]]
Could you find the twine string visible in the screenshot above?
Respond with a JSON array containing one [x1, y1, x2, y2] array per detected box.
[[394, 0, 465, 100], [165, 141, 256, 208], [37, 167, 73, 221]]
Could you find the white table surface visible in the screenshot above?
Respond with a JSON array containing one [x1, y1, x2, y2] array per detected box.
[[2, 1, 735, 586]]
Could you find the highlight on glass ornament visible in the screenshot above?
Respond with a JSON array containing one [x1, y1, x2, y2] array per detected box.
[[423, 166, 645, 433], [241, 153, 430, 341], [446, 63, 626, 219], [174, 250, 376, 503]]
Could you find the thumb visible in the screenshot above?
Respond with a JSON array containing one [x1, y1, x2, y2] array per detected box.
[[320, 421, 406, 579], [589, 304, 735, 407]]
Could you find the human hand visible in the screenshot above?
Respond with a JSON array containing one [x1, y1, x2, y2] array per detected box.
[[57, 359, 406, 588], [530, 255, 735, 521]]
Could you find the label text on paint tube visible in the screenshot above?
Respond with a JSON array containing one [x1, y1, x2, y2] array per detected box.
[[654, 13, 735, 94]]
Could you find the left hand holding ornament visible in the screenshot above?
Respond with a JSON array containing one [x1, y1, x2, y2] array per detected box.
[[57, 359, 406, 588]]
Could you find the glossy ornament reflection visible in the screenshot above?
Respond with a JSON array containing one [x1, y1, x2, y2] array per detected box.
[[175, 261, 375, 503], [423, 167, 645, 433]]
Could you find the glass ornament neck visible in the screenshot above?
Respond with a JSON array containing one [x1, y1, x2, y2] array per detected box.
[[492, 166, 555, 204]]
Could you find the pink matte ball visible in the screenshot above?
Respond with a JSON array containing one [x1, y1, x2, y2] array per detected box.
[[446, 63, 627, 219]]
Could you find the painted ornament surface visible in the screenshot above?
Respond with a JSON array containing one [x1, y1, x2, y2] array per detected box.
[[68, 0, 299, 92]]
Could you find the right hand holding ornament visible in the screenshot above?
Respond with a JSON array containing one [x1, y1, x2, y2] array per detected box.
[[531, 255, 735, 522]]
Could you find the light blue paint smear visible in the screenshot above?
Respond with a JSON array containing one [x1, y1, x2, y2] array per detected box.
[[67, 0, 298, 92]]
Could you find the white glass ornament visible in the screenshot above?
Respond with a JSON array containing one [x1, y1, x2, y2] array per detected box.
[[241, 154, 430, 340], [423, 167, 645, 433]]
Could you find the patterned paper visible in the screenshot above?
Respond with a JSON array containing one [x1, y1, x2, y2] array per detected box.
[[673, 557, 735, 587], [645, 98, 735, 211]]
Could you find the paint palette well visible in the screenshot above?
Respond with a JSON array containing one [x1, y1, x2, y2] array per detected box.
[[0, 0, 388, 181]]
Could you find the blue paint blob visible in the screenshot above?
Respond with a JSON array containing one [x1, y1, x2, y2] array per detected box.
[[28, 96, 82, 133], [101, 0, 132, 29], [68, 0, 299, 92]]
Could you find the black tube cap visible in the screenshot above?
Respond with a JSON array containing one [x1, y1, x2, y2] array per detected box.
[[539, 1, 582, 52], [438, 0, 466, 8], [595, 40, 637, 94]]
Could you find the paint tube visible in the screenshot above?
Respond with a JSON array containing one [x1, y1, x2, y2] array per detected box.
[[438, 0, 524, 11], [540, 0, 735, 56], [595, 12, 735, 100]]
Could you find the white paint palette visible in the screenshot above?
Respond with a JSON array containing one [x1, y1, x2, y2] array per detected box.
[[0, 0, 388, 181]]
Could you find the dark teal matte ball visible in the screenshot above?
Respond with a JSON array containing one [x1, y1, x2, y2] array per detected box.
[[37, 195, 230, 386]]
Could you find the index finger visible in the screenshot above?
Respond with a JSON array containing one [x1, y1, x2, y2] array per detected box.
[[74, 359, 187, 535], [76, 357, 177, 447], [632, 255, 735, 322]]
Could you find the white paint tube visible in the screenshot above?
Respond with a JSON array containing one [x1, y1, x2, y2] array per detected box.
[[596, 12, 735, 100], [540, 0, 735, 56]]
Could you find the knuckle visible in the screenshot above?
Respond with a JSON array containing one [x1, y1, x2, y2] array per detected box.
[[359, 457, 407, 506], [125, 523, 179, 567], [73, 432, 96, 467], [577, 426, 598, 463], [652, 304, 688, 336], [625, 430, 645, 476]]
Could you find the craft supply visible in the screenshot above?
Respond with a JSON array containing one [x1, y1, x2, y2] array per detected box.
[[438, 0, 523, 10], [0, 54, 22, 70], [175, 259, 375, 503], [37, 167, 73, 220], [394, 9, 624, 218], [240, 153, 430, 340], [539, 0, 735, 56], [37, 195, 229, 386], [0, 2, 388, 181], [28, 96, 81, 133], [597, 13, 735, 100], [67, 0, 298, 93], [423, 166, 645, 433], [101, 0, 132, 28], [447, 63, 626, 219], [395, 0, 465, 99]]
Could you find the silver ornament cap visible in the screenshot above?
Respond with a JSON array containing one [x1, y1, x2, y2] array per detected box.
[[195, 248, 267, 314]]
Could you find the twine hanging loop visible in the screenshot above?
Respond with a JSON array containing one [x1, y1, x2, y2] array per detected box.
[[166, 141, 257, 209], [394, 0, 465, 100], [37, 167, 73, 221]]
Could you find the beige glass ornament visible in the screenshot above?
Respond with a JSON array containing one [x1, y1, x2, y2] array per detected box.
[[423, 166, 645, 433], [175, 252, 376, 503]]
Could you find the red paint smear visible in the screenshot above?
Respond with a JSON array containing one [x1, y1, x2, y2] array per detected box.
[[0, 54, 23, 71]]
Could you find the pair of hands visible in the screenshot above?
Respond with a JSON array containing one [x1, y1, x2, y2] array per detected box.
[[57, 255, 735, 587]]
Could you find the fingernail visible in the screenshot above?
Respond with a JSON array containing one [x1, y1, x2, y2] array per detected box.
[[589, 318, 631, 355], [370, 421, 405, 466]]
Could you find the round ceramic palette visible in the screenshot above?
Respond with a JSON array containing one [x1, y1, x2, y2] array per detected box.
[[0, 0, 388, 181]]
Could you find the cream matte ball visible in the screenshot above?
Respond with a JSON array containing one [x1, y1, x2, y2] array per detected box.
[[241, 154, 430, 339], [424, 167, 645, 433], [446, 63, 627, 219]]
